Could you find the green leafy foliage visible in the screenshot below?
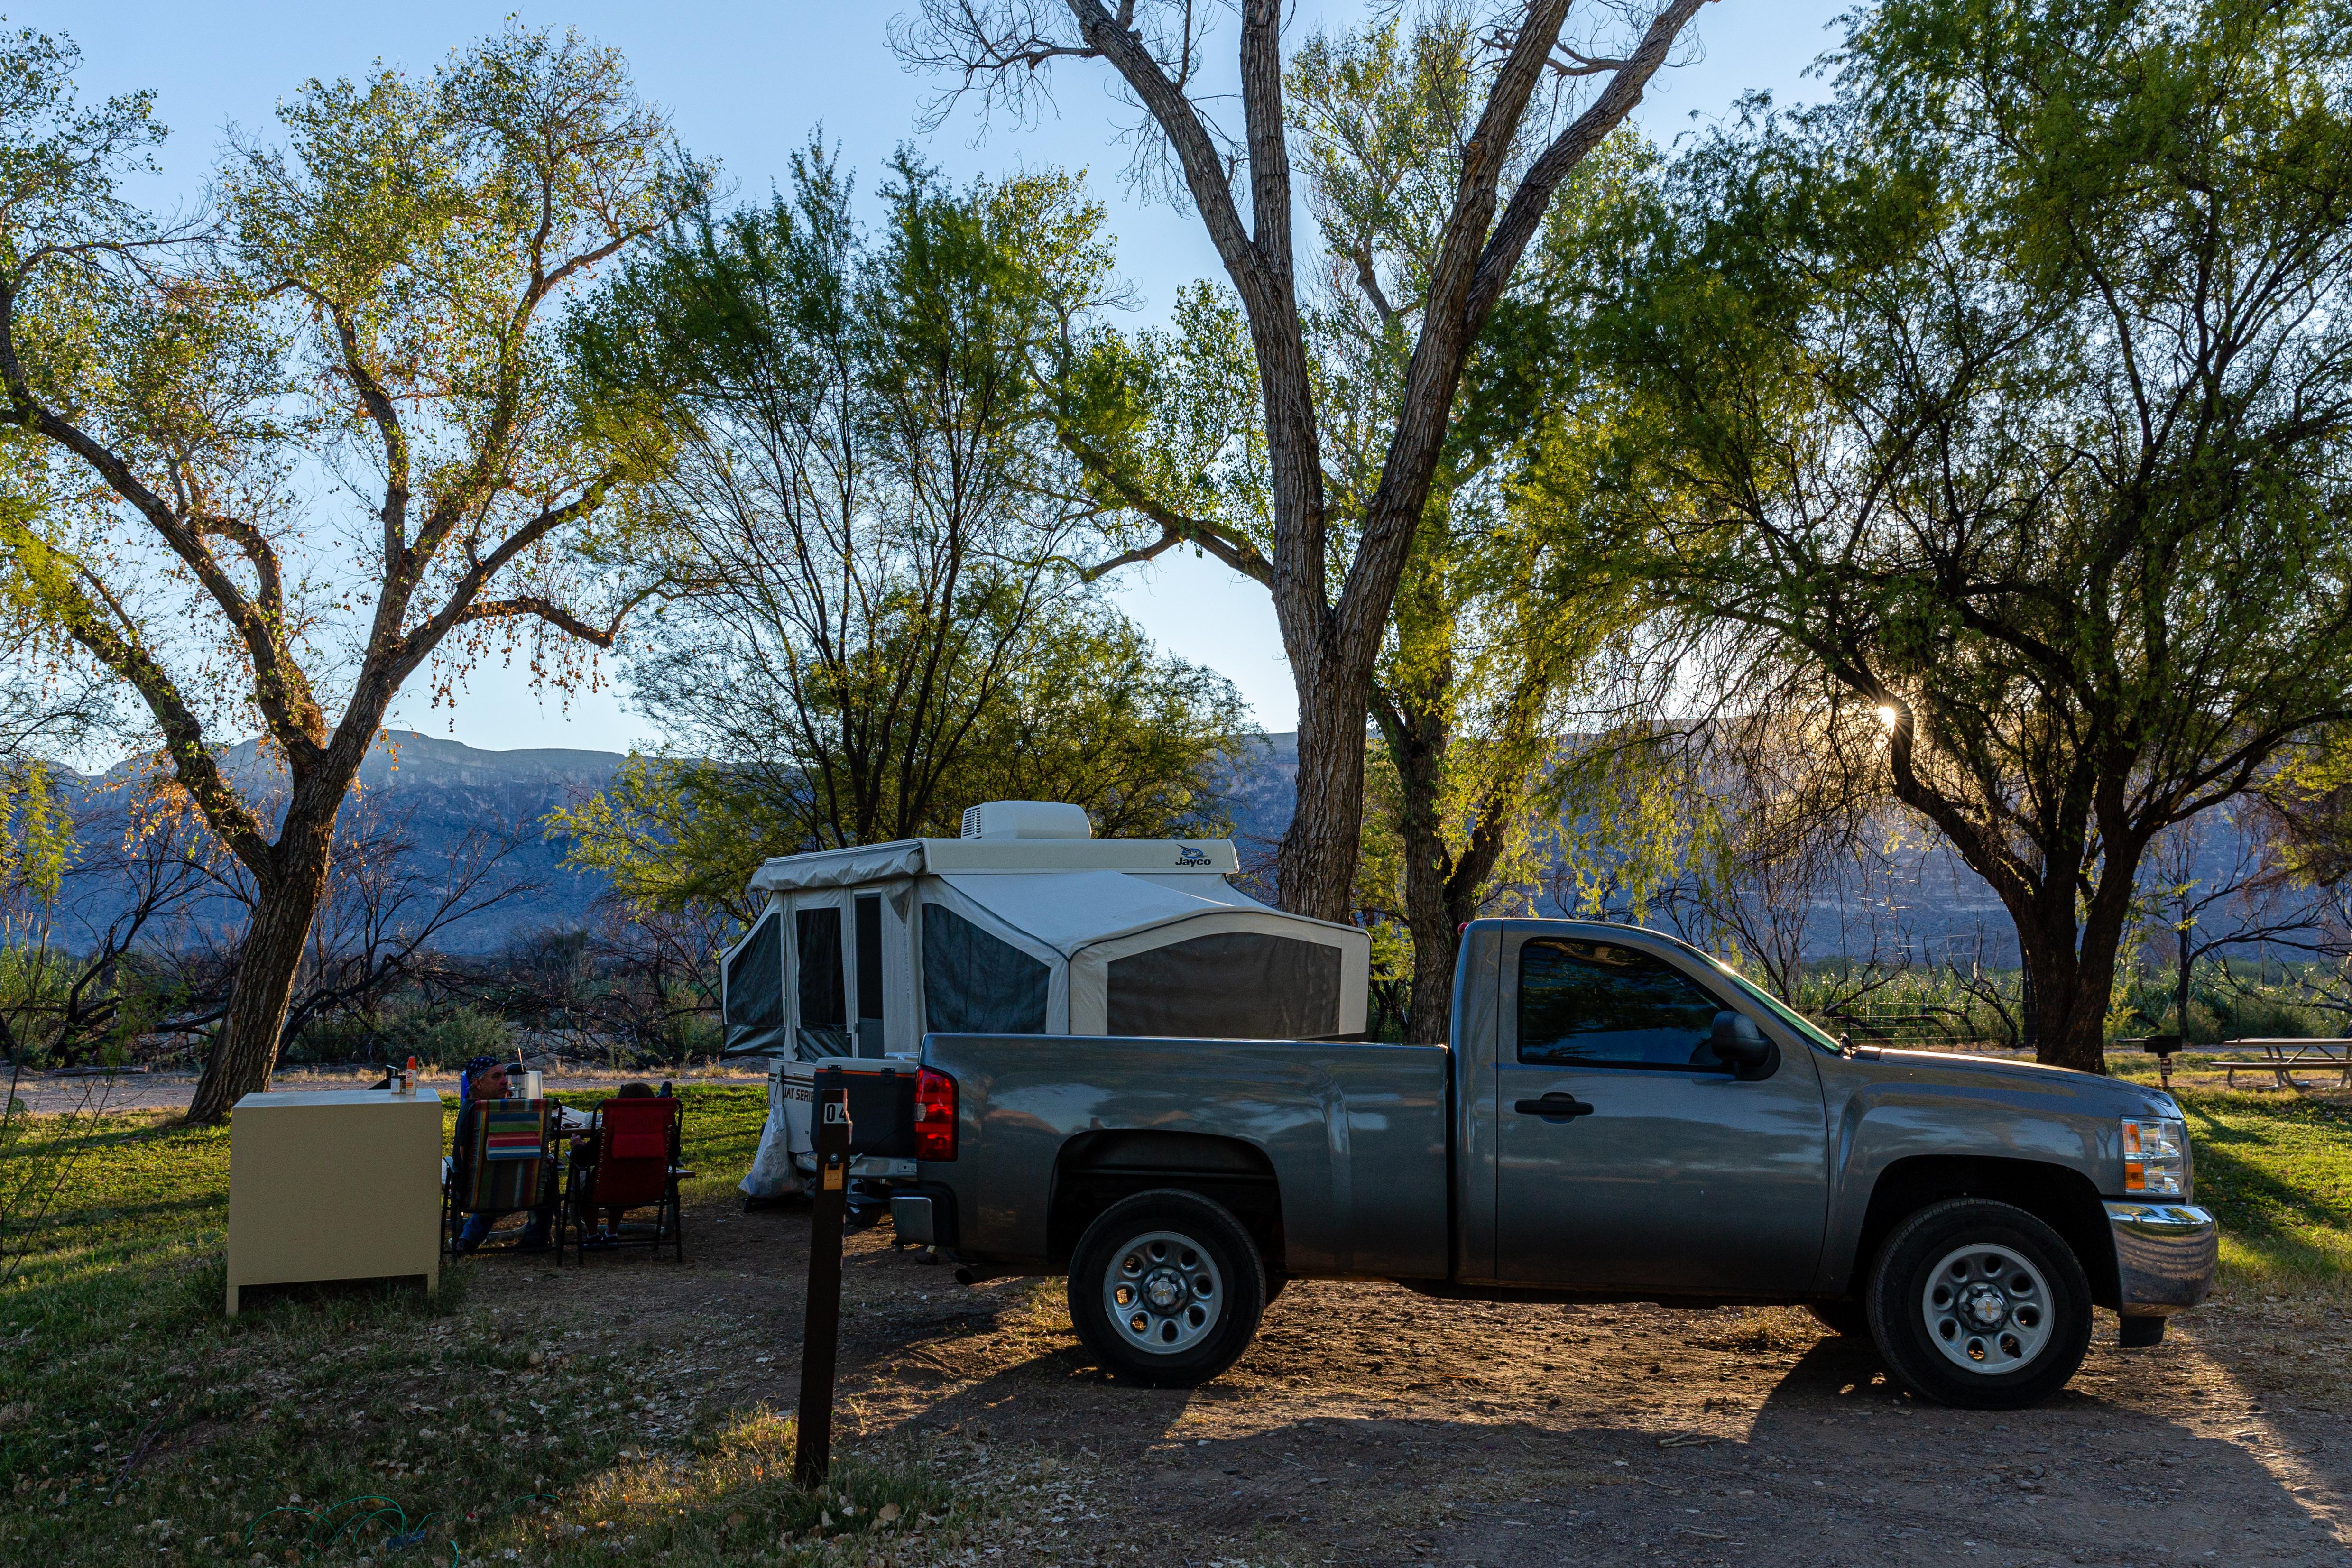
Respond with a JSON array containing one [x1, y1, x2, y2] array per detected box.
[[555, 148, 1250, 914], [1575, 0, 2352, 1071]]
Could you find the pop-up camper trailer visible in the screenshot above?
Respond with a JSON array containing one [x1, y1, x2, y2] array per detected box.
[[722, 800, 1370, 1199]]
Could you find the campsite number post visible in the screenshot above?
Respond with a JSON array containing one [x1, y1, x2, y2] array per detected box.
[[794, 1070, 850, 1488]]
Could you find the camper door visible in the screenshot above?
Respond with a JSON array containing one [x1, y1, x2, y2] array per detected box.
[[785, 884, 918, 1059], [784, 891, 849, 1059]]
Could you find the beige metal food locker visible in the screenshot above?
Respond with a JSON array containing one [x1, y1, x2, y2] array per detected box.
[[225, 1088, 444, 1315]]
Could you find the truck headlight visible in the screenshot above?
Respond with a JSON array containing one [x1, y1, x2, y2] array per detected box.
[[2121, 1117, 2187, 1197]]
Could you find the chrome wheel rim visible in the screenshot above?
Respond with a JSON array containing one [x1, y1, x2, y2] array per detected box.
[[1922, 1241, 2053, 1375], [1103, 1229, 1221, 1355]]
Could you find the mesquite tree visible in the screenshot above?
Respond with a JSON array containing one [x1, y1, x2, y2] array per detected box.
[[1580, 0, 2352, 1072], [895, 0, 1711, 921], [0, 27, 702, 1120]]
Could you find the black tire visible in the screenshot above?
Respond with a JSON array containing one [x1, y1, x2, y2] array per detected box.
[[1864, 1198, 2092, 1410], [1067, 1190, 1266, 1388], [1806, 1299, 1871, 1337]]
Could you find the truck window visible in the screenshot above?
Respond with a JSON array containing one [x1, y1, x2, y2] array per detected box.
[[922, 904, 1050, 1034], [1518, 938, 1728, 1070]]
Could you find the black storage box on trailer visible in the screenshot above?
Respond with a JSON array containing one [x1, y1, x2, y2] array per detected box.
[[812, 1062, 918, 1159]]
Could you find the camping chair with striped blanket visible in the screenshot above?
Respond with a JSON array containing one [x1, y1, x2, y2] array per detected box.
[[559, 1095, 692, 1262], [443, 1097, 558, 1257]]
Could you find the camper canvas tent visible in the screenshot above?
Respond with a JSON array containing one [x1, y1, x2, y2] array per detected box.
[[720, 801, 1371, 1058]]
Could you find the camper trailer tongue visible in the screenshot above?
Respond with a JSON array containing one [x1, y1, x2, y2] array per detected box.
[[960, 800, 1092, 840]]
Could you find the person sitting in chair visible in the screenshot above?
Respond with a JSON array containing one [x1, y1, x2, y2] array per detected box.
[[454, 1059, 549, 1254], [570, 1081, 655, 1249]]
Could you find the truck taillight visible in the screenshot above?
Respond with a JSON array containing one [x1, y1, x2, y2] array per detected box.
[[913, 1067, 957, 1162]]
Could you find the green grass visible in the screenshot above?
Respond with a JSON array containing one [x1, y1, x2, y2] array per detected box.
[[0, 1086, 966, 1568], [2106, 1056, 2352, 1286], [6, 1075, 2349, 1566], [2174, 1092, 2352, 1286]]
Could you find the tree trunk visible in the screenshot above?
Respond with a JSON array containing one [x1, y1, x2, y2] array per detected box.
[[2175, 916, 2193, 1044], [1278, 650, 1373, 923], [186, 804, 338, 1124], [2014, 904, 2131, 1077], [1378, 688, 1516, 1046], [1387, 706, 1457, 1045]]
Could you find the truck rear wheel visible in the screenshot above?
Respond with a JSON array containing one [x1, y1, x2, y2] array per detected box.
[[1068, 1190, 1265, 1388], [1864, 1198, 2092, 1410]]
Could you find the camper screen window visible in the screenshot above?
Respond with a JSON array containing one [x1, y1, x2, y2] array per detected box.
[[796, 907, 847, 1029], [722, 911, 784, 1051], [1108, 932, 1342, 1038], [922, 905, 1049, 1034]]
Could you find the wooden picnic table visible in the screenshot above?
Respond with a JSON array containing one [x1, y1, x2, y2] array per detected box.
[[2216, 1038, 2352, 1089]]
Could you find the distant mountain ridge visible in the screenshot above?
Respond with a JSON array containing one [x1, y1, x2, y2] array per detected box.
[[47, 728, 2278, 966], [64, 730, 627, 953], [51, 730, 1306, 953]]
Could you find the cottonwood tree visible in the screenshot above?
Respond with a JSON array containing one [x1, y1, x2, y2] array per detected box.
[[1295, 24, 1666, 1040], [261, 796, 542, 1059], [1579, 0, 2352, 1072], [896, 0, 1711, 922], [0, 28, 703, 1120], [556, 152, 1248, 912]]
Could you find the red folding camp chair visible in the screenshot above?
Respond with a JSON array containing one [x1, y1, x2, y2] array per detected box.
[[559, 1096, 692, 1262]]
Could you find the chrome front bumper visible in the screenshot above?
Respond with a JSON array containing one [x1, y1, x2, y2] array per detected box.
[[2105, 1201, 2218, 1315]]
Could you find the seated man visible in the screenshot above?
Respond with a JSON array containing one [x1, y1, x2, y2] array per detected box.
[[569, 1081, 655, 1248], [454, 1059, 550, 1254]]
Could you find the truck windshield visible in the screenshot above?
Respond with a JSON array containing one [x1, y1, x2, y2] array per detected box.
[[1705, 959, 1846, 1056]]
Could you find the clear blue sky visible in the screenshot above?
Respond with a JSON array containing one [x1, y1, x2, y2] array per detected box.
[[28, 0, 1848, 755]]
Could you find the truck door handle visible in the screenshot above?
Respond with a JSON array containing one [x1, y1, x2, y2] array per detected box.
[[1513, 1093, 1594, 1122]]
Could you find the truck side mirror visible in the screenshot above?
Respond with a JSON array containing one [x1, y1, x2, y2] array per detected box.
[[1710, 1011, 1774, 1077]]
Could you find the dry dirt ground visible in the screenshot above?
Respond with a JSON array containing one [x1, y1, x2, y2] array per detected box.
[[459, 1196, 2352, 1568]]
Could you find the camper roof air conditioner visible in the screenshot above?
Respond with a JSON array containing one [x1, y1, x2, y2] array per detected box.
[[960, 800, 1093, 841]]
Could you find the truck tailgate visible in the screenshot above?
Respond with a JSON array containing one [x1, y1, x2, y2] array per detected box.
[[921, 1034, 1451, 1279]]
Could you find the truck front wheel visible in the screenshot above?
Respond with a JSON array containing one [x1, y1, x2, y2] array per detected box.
[[1864, 1198, 2093, 1410], [1068, 1190, 1266, 1388]]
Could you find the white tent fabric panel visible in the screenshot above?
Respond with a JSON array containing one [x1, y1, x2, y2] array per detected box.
[[1067, 909, 1370, 1037], [719, 908, 788, 1056], [933, 869, 1268, 954], [748, 842, 925, 894], [879, 882, 922, 1055]]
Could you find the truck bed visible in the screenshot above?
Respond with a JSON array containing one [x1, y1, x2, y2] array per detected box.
[[920, 1033, 1452, 1279]]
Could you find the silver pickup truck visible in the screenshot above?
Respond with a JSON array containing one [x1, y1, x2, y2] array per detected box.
[[887, 919, 2217, 1410]]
